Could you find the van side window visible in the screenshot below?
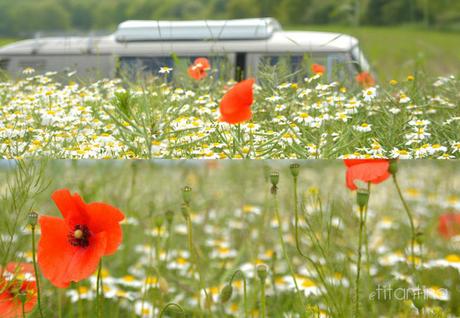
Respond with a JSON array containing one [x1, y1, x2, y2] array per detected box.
[[118, 55, 231, 81], [119, 56, 174, 80], [260, 53, 352, 82], [18, 60, 46, 71]]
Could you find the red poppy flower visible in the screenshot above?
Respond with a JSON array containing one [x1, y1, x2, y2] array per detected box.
[[37, 189, 124, 288], [0, 263, 37, 318], [356, 72, 376, 88], [219, 79, 255, 124], [344, 159, 390, 190], [311, 64, 326, 75], [438, 212, 460, 239], [188, 57, 211, 80]]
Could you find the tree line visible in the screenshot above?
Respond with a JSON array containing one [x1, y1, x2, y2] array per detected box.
[[0, 0, 459, 36]]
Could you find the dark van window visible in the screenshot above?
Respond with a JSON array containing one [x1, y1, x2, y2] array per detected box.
[[0, 58, 10, 70], [260, 53, 351, 82], [118, 55, 231, 81]]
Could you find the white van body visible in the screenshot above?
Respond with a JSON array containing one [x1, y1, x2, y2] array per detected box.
[[0, 18, 370, 80]]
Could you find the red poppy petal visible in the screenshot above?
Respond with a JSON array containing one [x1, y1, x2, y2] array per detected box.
[[0, 292, 15, 318], [194, 57, 210, 70], [37, 216, 76, 288], [51, 189, 89, 228], [220, 79, 254, 116], [346, 161, 390, 190], [87, 202, 124, 255], [220, 107, 252, 124], [65, 232, 107, 284], [344, 159, 389, 167]]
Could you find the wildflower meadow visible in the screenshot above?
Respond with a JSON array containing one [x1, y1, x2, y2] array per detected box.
[[0, 64, 458, 159], [1, 160, 460, 317]]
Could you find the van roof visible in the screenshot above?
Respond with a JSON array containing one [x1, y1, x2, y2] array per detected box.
[[0, 20, 358, 56]]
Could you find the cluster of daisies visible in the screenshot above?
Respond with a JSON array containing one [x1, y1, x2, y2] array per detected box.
[[0, 64, 458, 159], [2, 160, 460, 317]]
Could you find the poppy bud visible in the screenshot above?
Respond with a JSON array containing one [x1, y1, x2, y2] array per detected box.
[[154, 215, 164, 228], [256, 264, 269, 282], [289, 163, 300, 178], [415, 230, 424, 245], [220, 284, 233, 303], [270, 171, 279, 186], [165, 210, 174, 225], [388, 160, 399, 175], [28, 211, 38, 227], [181, 203, 189, 219], [412, 292, 426, 312], [18, 291, 27, 305], [356, 189, 370, 209], [158, 276, 169, 294], [182, 186, 192, 205]]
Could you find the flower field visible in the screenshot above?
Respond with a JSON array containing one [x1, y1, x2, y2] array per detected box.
[[0, 68, 458, 159], [1, 160, 460, 317]]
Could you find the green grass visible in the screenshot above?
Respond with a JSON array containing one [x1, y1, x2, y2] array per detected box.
[[289, 25, 460, 81], [0, 38, 16, 46]]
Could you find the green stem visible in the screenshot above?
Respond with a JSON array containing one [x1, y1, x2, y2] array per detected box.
[[229, 270, 248, 318], [185, 213, 209, 315], [31, 225, 44, 318], [292, 177, 340, 314], [159, 303, 185, 318], [58, 289, 63, 318], [260, 278, 266, 318], [392, 174, 416, 272], [22, 298, 26, 318], [354, 205, 365, 318], [96, 260, 103, 318], [273, 188, 307, 316]]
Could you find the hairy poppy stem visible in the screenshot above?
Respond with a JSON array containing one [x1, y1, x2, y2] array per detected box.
[[271, 172, 307, 317], [354, 205, 365, 318], [30, 222, 45, 318], [227, 270, 248, 318], [159, 303, 185, 317], [392, 174, 417, 272], [96, 260, 103, 318]]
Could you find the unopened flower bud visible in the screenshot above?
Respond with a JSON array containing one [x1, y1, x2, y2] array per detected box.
[[219, 284, 233, 303], [356, 189, 370, 209], [289, 163, 300, 178], [18, 291, 27, 304], [256, 264, 268, 282], [388, 160, 399, 175], [154, 215, 164, 228], [28, 211, 38, 227], [158, 276, 169, 294], [182, 186, 192, 205], [270, 171, 279, 186], [165, 210, 174, 225], [181, 203, 189, 219]]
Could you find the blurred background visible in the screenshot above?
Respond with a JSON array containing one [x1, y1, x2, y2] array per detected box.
[[0, 0, 459, 80]]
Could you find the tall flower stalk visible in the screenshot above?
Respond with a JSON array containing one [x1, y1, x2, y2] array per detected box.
[[220, 269, 248, 318], [28, 212, 44, 318], [289, 164, 340, 314], [354, 184, 370, 318], [389, 161, 417, 271], [270, 171, 307, 317], [96, 260, 103, 318], [182, 186, 210, 314]]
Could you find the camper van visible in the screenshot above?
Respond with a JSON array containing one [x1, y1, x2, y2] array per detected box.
[[0, 18, 370, 81]]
